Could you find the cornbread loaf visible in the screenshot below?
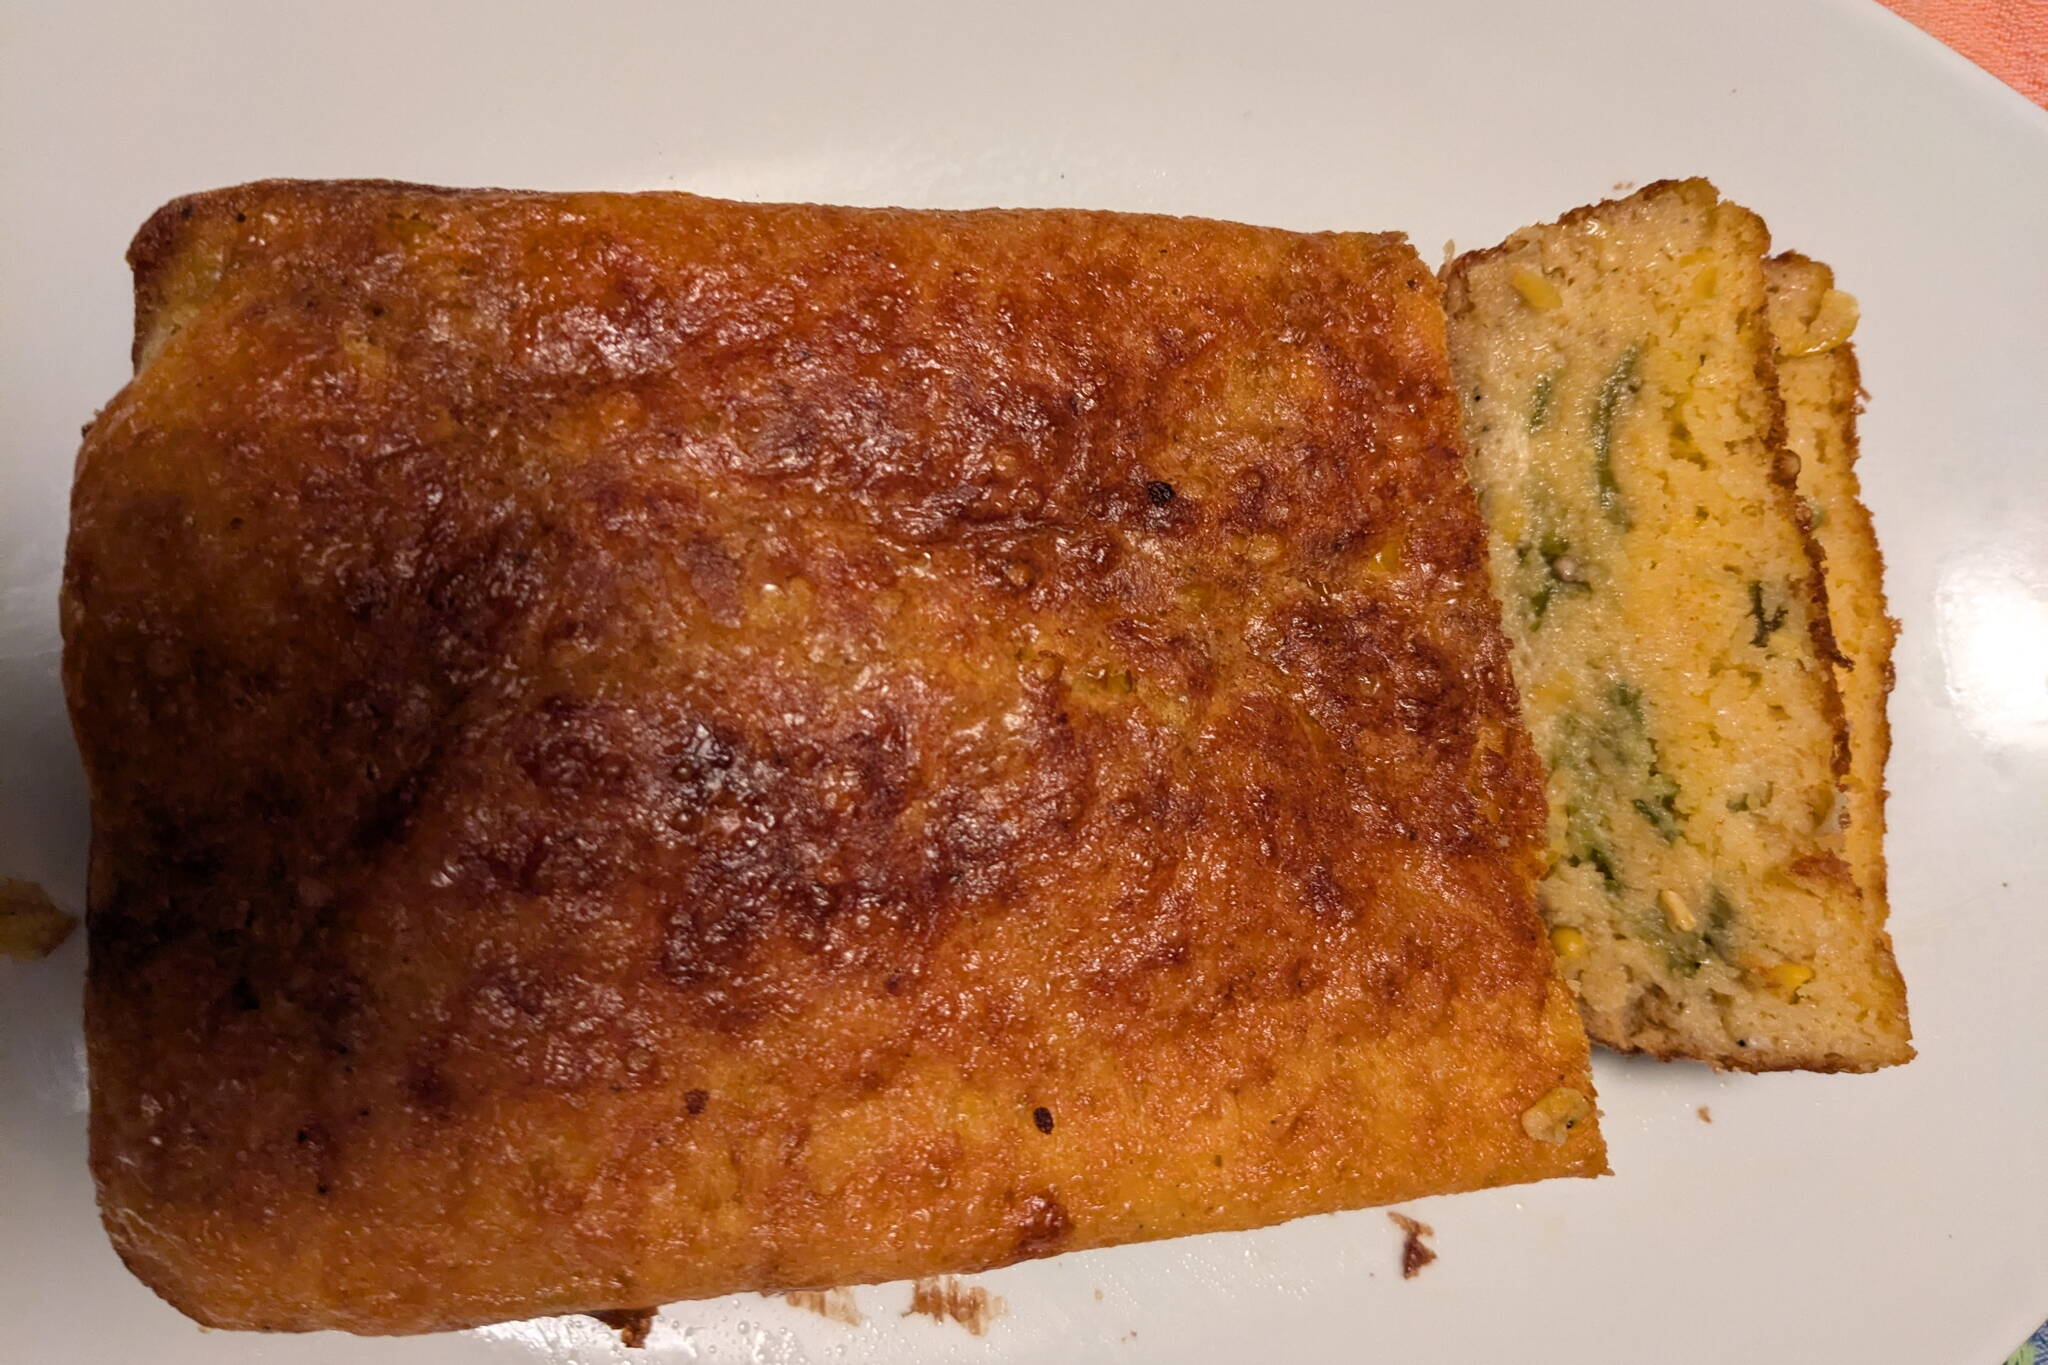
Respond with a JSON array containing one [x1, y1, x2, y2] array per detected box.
[[65, 180, 1604, 1336], [1764, 252, 1899, 942], [1443, 179, 1910, 1071]]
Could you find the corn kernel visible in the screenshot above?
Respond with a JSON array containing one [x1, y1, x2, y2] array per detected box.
[[1511, 266, 1562, 311], [1493, 499, 1529, 548], [1691, 265, 1719, 300], [1521, 1086, 1594, 1145], [1658, 888, 1697, 933], [1530, 675, 1579, 711], [1765, 962, 1815, 997], [1783, 288, 1860, 357], [1813, 788, 1846, 836], [1549, 926, 1588, 961], [751, 574, 815, 627]]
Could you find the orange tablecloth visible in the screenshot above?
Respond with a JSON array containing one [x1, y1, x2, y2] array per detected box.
[[1879, 0, 2048, 105]]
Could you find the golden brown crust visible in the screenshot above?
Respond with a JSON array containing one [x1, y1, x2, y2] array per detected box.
[[67, 181, 1602, 1335], [1757, 329, 1855, 784], [1765, 251, 1908, 1055], [1441, 178, 1713, 278]]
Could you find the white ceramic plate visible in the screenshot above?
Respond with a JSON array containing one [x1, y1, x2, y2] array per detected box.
[[5, 1, 2046, 1360]]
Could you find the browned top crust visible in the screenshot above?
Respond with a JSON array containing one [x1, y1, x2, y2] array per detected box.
[[66, 181, 1601, 1335]]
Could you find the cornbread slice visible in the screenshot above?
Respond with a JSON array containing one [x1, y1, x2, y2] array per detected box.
[[1764, 253, 1900, 943], [65, 180, 1603, 1336], [1443, 179, 1911, 1070]]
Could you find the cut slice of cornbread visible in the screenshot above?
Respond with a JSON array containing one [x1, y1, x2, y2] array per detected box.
[[1764, 252, 1904, 1015], [1443, 179, 1911, 1070]]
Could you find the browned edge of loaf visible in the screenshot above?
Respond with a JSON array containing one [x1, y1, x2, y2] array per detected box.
[[1769, 248, 1908, 1051]]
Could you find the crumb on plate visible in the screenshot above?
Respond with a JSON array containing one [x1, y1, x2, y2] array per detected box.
[[1388, 1211, 1437, 1279], [0, 880, 76, 961]]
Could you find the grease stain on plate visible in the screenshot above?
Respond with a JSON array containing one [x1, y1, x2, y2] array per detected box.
[[783, 1288, 862, 1327], [902, 1277, 1002, 1335]]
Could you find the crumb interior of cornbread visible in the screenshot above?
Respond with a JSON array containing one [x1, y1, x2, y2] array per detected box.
[[1449, 182, 1909, 1069]]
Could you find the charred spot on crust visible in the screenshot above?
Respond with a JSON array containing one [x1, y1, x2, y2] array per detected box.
[[406, 1061, 455, 1114]]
